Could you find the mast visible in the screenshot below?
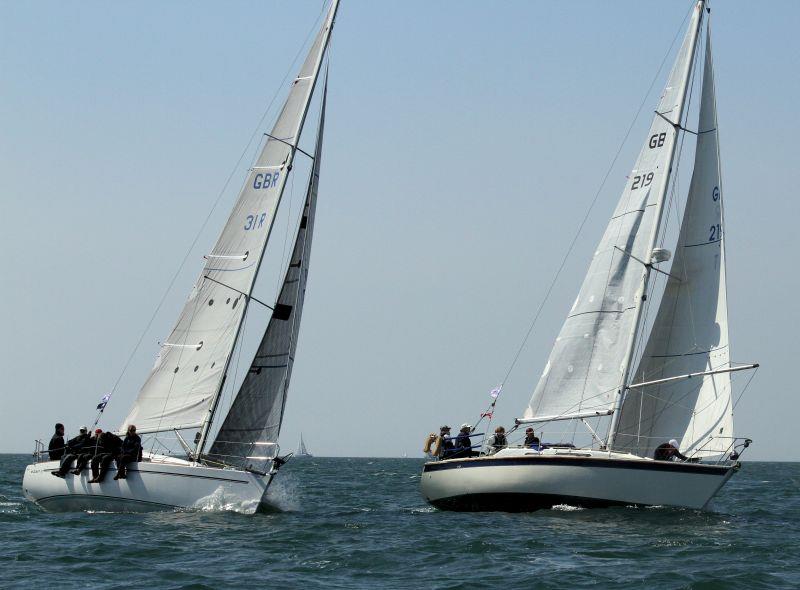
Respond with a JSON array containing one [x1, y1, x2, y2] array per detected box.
[[194, 0, 340, 459], [606, 1, 706, 449]]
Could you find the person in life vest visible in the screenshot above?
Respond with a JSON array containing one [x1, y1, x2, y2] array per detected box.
[[114, 425, 142, 480], [523, 427, 540, 449], [453, 424, 476, 458], [654, 439, 689, 462], [486, 426, 508, 455]]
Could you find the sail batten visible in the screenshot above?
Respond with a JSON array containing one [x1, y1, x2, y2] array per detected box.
[[206, 75, 329, 471], [613, 26, 733, 458], [119, 1, 338, 438], [522, 2, 706, 425]]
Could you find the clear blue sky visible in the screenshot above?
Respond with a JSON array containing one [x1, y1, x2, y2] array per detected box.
[[1, 1, 797, 460]]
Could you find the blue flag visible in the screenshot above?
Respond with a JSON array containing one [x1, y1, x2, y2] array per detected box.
[[96, 394, 111, 411]]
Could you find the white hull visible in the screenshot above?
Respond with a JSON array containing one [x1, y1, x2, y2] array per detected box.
[[421, 448, 736, 511], [22, 454, 273, 513]]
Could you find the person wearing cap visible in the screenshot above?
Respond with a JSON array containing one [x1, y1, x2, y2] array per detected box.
[[48, 423, 65, 461], [523, 427, 540, 449], [71, 428, 103, 475], [438, 425, 455, 459], [453, 424, 475, 459], [654, 439, 689, 462], [52, 426, 91, 478], [486, 426, 508, 455], [114, 425, 142, 480]]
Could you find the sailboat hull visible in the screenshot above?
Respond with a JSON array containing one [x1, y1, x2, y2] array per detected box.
[[22, 456, 273, 513], [421, 449, 736, 512]]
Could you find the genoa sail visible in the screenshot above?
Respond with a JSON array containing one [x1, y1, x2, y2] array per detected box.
[[120, 1, 338, 435], [523, 3, 704, 423], [207, 82, 327, 471], [613, 30, 733, 459]]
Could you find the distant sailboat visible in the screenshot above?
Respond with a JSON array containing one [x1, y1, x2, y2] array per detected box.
[[421, 0, 757, 512], [296, 434, 313, 458], [23, 0, 340, 513]]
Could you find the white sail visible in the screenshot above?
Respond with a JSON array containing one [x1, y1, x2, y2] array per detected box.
[[523, 3, 704, 422], [613, 30, 732, 458], [121, 2, 338, 435], [207, 81, 326, 470], [298, 434, 309, 456]]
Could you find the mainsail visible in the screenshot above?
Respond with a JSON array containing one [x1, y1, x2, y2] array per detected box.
[[120, 1, 338, 436], [207, 81, 327, 470], [613, 30, 733, 458], [522, 3, 704, 423]]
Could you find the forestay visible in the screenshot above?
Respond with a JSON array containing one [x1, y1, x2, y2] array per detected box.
[[207, 81, 327, 471], [523, 4, 704, 422], [613, 31, 733, 458], [120, 2, 338, 435]]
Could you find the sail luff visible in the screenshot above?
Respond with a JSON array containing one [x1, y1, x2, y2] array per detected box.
[[195, 2, 338, 457], [606, 1, 706, 448], [205, 73, 328, 470], [120, 1, 338, 441], [521, 1, 707, 427], [613, 22, 734, 459]]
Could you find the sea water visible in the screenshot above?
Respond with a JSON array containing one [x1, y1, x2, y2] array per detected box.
[[1, 455, 798, 589]]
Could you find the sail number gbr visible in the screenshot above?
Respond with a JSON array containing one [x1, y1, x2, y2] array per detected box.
[[253, 171, 280, 190]]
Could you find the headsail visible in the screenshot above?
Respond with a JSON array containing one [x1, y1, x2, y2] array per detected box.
[[613, 29, 732, 458], [207, 81, 327, 470], [120, 1, 338, 436], [522, 3, 705, 423]]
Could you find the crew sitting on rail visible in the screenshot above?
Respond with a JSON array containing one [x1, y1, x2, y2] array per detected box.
[[71, 428, 103, 475], [114, 425, 142, 480], [48, 423, 65, 461], [52, 426, 90, 478], [88, 430, 123, 483], [486, 426, 507, 455], [523, 427, 540, 449], [654, 439, 689, 462]]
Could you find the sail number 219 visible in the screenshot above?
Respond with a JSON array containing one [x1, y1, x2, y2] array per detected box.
[[631, 172, 654, 190]]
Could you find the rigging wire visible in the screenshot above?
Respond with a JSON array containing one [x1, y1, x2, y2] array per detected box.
[[97, 4, 330, 425], [494, 0, 699, 402]]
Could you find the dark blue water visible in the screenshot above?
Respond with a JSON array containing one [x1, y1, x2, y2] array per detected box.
[[1, 455, 798, 589]]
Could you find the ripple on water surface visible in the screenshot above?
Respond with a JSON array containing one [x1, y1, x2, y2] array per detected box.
[[0, 455, 798, 589]]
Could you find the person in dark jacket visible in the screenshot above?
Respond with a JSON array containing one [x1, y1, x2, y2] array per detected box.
[[437, 425, 454, 459], [453, 424, 475, 459], [52, 426, 90, 478], [72, 428, 103, 475], [654, 439, 689, 462], [114, 425, 142, 480], [48, 423, 66, 461], [89, 431, 123, 483], [523, 427, 540, 449]]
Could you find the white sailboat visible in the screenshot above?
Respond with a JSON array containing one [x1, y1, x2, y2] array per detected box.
[[23, 0, 339, 513], [296, 434, 313, 458], [421, 1, 757, 512]]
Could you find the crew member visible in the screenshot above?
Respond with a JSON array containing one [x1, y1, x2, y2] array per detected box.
[[89, 430, 123, 483], [114, 425, 141, 480], [654, 439, 689, 462], [454, 424, 475, 458], [487, 426, 507, 455], [48, 423, 65, 461], [523, 427, 540, 449], [52, 426, 90, 478], [438, 425, 454, 459], [72, 428, 103, 475]]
